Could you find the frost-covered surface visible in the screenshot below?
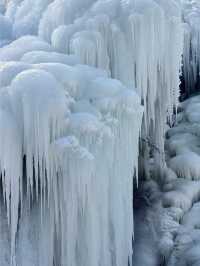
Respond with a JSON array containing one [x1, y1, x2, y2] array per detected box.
[[134, 94, 200, 265], [167, 95, 200, 179], [133, 177, 200, 266]]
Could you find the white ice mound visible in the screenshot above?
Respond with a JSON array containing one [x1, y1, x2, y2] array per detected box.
[[0, 61, 32, 87], [163, 179, 200, 211], [182, 202, 200, 228], [166, 94, 200, 181], [185, 102, 200, 123], [0, 36, 52, 61], [169, 152, 200, 180], [21, 50, 78, 65], [166, 132, 200, 156]]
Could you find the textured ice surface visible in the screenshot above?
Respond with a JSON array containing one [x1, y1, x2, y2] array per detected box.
[[0, 0, 186, 265], [0, 43, 143, 266], [134, 94, 200, 265], [4, 0, 183, 161], [167, 95, 200, 180], [0, 36, 52, 61], [182, 0, 200, 95]]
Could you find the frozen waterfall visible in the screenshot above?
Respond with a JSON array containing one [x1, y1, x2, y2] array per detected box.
[[0, 0, 184, 266]]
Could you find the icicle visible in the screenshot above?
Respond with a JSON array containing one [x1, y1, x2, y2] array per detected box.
[[9, 69, 68, 203], [182, 0, 200, 95], [0, 93, 22, 265]]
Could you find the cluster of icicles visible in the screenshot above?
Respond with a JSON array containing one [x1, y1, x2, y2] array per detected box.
[[182, 0, 200, 96], [0, 43, 143, 266], [40, 0, 183, 160], [4, 0, 183, 155], [0, 0, 184, 266]]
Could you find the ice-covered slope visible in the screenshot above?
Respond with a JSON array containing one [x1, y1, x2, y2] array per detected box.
[[0, 0, 184, 266]]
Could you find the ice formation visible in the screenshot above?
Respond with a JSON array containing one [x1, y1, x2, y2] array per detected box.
[[43, 0, 183, 168], [0, 38, 143, 266], [4, 0, 184, 160], [133, 90, 200, 265], [0, 0, 185, 266], [166, 94, 200, 180], [157, 40, 200, 262], [182, 0, 200, 95]]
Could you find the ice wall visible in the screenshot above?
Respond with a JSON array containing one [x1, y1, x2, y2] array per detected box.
[[39, 0, 183, 170], [0, 0, 184, 265], [181, 0, 200, 95]]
